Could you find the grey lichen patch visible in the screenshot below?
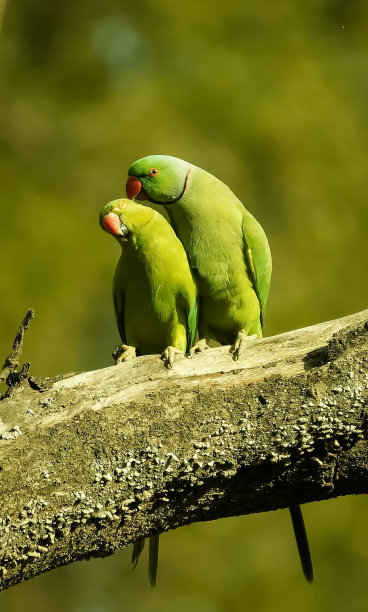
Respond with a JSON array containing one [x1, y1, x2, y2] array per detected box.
[[0, 425, 21, 440], [38, 397, 54, 409], [74, 491, 86, 503], [28, 373, 77, 393]]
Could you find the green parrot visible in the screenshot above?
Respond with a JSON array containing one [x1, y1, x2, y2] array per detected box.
[[125, 155, 313, 583], [100, 197, 198, 586]]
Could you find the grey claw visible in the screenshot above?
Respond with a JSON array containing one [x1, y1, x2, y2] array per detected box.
[[189, 339, 210, 357], [160, 346, 182, 369]]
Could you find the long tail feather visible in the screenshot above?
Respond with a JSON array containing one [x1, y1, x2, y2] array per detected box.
[[289, 505, 314, 583], [148, 535, 160, 588], [131, 538, 145, 570]]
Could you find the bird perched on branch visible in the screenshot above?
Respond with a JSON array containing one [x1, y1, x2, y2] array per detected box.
[[100, 198, 197, 369], [100, 197, 198, 585], [125, 155, 313, 583]]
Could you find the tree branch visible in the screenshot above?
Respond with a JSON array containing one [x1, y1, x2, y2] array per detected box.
[[0, 309, 367, 590], [0, 309, 34, 391]]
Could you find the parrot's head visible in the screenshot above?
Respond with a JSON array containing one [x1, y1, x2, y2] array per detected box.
[[126, 155, 191, 205], [100, 199, 154, 241]]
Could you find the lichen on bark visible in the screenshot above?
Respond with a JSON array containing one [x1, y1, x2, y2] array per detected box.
[[0, 309, 367, 590]]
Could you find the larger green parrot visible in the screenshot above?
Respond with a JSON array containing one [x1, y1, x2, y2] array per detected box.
[[125, 155, 313, 583], [100, 197, 198, 586]]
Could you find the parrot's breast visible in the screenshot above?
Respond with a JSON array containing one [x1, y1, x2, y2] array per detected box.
[[113, 219, 195, 356]]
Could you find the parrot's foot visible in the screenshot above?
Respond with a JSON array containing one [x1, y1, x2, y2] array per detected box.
[[230, 332, 258, 361], [112, 344, 136, 364], [160, 346, 183, 369], [189, 338, 210, 357]]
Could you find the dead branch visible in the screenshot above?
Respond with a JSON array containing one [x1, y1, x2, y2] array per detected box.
[[0, 309, 367, 590]]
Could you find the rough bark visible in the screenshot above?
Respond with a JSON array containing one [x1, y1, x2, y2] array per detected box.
[[0, 309, 367, 590]]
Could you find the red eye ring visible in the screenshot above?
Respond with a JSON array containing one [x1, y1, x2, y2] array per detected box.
[[149, 168, 159, 177]]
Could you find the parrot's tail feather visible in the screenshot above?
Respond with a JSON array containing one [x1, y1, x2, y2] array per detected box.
[[148, 534, 160, 588], [289, 504, 314, 583], [131, 538, 145, 570]]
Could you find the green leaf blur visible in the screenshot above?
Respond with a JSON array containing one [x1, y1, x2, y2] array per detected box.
[[0, 1, 367, 610]]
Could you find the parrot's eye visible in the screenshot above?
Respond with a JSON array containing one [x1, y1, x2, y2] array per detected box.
[[149, 168, 159, 178]]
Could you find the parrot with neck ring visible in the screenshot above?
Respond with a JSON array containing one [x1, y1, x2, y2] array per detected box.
[[125, 155, 313, 583]]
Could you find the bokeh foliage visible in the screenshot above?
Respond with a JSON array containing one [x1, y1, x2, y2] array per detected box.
[[0, 1, 367, 610]]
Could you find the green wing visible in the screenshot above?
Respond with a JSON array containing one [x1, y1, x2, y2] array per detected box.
[[113, 267, 126, 344], [186, 298, 198, 351], [241, 209, 272, 329]]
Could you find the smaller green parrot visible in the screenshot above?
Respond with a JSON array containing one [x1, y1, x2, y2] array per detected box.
[[100, 198, 198, 368], [100, 198, 198, 585]]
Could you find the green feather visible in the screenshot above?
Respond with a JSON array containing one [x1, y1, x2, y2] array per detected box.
[[148, 535, 159, 588], [132, 538, 145, 570], [112, 280, 126, 343], [187, 299, 198, 350], [241, 209, 272, 329]]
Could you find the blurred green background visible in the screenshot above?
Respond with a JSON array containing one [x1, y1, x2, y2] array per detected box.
[[1, 0, 368, 610]]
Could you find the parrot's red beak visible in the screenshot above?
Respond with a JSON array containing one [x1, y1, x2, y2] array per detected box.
[[126, 176, 142, 200], [103, 213, 124, 236]]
